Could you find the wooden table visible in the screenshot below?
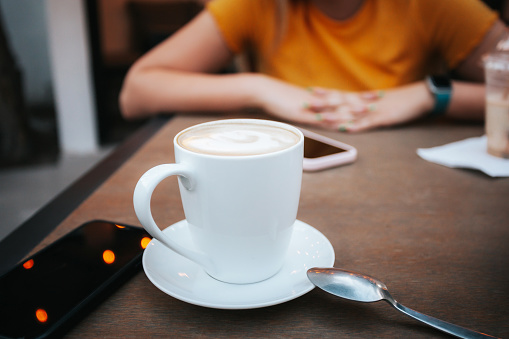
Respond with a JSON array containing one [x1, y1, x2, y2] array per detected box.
[[5, 114, 509, 338]]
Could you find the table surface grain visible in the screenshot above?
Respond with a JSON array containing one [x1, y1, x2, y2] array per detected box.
[[29, 114, 509, 338]]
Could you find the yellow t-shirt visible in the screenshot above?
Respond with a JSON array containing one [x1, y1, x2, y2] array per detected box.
[[207, 0, 498, 91]]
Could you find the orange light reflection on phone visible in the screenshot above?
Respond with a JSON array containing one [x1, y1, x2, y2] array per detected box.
[[102, 250, 115, 264], [23, 259, 34, 269], [140, 237, 151, 249], [36, 309, 48, 323]]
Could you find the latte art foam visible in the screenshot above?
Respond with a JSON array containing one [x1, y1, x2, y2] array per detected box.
[[178, 123, 300, 156]]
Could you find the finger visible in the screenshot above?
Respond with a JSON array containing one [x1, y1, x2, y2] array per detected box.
[[313, 113, 324, 122], [306, 86, 328, 96], [320, 91, 345, 109], [306, 105, 363, 125], [302, 99, 327, 111], [295, 110, 332, 125], [339, 115, 381, 132], [350, 104, 370, 115], [348, 102, 377, 117], [309, 111, 350, 124], [337, 120, 354, 132], [344, 92, 375, 110], [296, 111, 351, 130], [360, 90, 385, 101], [303, 98, 344, 112]]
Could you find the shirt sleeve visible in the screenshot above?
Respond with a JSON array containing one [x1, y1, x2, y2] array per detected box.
[[417, 0, 499, 69], [206, 0, 273, 54]]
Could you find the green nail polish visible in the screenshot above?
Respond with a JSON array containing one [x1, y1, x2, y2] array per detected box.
[[377, 90, 385, 98], [315, 113, 322, 121], [338, 125, 347, 132], [303, 102, 310, 109]]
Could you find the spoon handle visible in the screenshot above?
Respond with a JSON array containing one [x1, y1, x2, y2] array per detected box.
[[389, 301, 498, 339]]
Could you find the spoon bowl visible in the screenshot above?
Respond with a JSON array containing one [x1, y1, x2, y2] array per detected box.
[[307, 267, 497, 339], [307, 267, 386, 303]]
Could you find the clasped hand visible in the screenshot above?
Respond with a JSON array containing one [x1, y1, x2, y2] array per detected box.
[[259, 77, 432, 132]]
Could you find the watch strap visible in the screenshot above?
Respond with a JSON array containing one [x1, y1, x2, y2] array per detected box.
[[432, 91, 450, 116], [426, 75, 452, 116]]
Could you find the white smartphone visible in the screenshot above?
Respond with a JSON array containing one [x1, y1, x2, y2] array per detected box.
[[300, 128, 357, 172]]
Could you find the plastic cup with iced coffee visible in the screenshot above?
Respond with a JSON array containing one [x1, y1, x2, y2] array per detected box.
[[484, 51, 509, 158]]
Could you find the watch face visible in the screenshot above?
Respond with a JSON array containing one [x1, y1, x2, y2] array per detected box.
[[431, 75, 451, 89]]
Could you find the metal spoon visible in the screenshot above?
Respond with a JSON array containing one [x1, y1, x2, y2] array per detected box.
[[307, 267, 497, 339]]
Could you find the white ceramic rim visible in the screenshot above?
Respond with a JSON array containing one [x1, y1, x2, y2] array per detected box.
[[174, 118, 304, 158]]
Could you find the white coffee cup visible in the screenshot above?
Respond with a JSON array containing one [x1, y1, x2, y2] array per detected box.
[[133, 119, 304, 284]]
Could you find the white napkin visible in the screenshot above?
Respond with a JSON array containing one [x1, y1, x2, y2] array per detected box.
[[417, 135, 509, 177]]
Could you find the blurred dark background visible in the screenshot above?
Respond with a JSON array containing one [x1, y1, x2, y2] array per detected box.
[[0, 0, 205, 168]]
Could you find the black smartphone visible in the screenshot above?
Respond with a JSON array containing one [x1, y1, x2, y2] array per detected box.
[[300, 128, 357, 171], [0, 220, 151, 339]]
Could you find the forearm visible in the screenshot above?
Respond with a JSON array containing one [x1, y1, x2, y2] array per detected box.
[[446, 81, 485, 120], [119, 69, 265, 119], [338, 80, 486, 132]]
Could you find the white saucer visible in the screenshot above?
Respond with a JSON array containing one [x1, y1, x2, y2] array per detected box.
[[142, 220, 335, 309]]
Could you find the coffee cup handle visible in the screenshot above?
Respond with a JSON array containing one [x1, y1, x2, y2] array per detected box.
[[133, 164, 212, 269]]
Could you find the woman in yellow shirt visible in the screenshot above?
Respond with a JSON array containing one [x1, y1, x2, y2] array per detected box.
[[120, 0, 507, 132]]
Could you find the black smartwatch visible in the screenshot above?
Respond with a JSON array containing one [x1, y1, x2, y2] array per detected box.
[[425, 75, 452, 116]]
